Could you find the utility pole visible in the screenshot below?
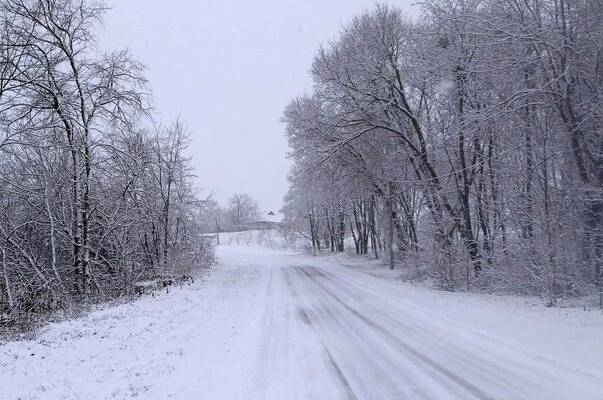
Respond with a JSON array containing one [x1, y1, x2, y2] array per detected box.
[[387, 182, 395, 270]]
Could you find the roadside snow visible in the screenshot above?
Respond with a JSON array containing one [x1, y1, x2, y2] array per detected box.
[[0, 247, 271, 399]]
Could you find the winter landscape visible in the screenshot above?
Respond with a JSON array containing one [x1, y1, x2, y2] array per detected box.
[[0, 1, 601, 399]]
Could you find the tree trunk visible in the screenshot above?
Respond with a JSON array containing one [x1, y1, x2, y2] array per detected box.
[[386, 185, 395, 270]]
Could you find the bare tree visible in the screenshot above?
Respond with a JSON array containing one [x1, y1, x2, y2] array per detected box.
[[227, 193, 259, 231], [0, 0, 213, 324], [282, 1, 602, 304]]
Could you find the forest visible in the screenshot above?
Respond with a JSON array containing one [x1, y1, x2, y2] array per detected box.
[[0, 0, 213, 326], [282, 0, 601, 305]]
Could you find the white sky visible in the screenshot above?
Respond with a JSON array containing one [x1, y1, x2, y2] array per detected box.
[[99, 0, 417, 213]]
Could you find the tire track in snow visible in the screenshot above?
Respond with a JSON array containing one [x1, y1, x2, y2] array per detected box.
[[294, 266, 497, 400], [311, 264, 603, 398], [288, 268, 432, 399], [247, 268, 276, 399], [284, 269, 359, 400], [308, 266, 540, 393]]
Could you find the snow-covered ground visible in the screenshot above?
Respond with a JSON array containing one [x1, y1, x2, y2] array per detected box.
[[1, 241, 602, 399]]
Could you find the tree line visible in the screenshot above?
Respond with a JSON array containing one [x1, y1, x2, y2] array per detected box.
[[0, 0, 213, 325], [282, 1, 601, 306], [199, 193, 262, 234]]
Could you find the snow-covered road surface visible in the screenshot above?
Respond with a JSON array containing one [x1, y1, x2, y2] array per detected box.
[[1, 244, 602, 399]]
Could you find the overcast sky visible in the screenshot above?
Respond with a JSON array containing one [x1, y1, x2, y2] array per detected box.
[[99, 1, 418, 214]]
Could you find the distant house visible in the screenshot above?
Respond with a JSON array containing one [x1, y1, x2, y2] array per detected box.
[[242, 210, 282, 230]]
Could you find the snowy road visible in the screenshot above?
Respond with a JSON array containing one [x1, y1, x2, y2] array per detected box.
[[243, 248, 603, 400], [1, 244, 603, 399]]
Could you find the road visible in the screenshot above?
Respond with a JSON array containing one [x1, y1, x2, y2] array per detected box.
[[1, 243, 602, 399], [242, 249, 603, 400]]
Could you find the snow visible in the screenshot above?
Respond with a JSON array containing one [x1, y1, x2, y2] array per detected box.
[[1, 239, 602, 399]]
